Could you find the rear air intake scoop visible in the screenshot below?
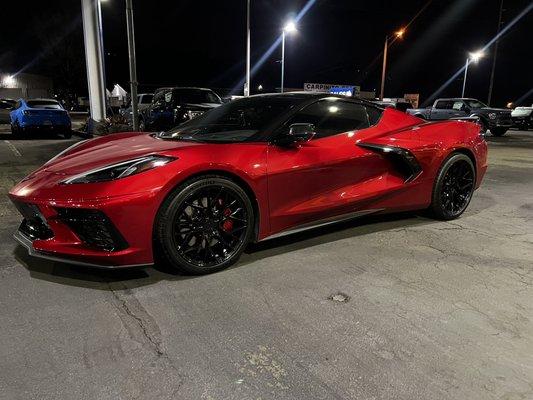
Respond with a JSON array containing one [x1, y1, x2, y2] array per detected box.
[[358, 143, 422, 183]]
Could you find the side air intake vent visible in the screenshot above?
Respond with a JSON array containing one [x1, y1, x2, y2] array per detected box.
[[358, 143, 422, 182], [56, 208, 128, 252]]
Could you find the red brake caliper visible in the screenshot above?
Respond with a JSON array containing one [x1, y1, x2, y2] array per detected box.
[[222, 207, 233, 232]]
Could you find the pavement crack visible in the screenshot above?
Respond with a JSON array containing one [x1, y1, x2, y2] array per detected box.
[[108, 283, 164, 356]]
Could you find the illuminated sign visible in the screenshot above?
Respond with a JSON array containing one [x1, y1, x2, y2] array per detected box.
[[304, 82, 360, 95]]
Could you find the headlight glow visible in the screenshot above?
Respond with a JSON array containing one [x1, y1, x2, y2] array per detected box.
[[61, 155, 176, 184]]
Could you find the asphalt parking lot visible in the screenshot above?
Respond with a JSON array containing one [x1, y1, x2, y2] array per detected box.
[[0, 126, 532, 400]]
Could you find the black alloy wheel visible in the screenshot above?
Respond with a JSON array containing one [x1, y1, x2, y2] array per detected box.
[[430, 153, 476, 220], [155, 175, 254, 274]]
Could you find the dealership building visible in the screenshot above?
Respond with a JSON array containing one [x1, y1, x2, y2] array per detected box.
[[0, 72, 53, 100]]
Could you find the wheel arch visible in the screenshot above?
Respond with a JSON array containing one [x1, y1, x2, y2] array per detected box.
[[447, 147, 477, 176], [162, 169, 262, 242]]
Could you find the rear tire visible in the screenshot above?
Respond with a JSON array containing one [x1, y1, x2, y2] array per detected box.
[[63, 130, 72, 139], [10, 122, 22, 138], [429, 153, 476, 220], [490, 127, 507, 137], [154, 175, 254, 275]]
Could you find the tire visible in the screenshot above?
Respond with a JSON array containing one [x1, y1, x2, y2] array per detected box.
[[63, 130, 72, 139], [429, 153, 476, 220], [154, 175, 255, 274], [10, 121, 22, 138], [490, 127, 507, 137]]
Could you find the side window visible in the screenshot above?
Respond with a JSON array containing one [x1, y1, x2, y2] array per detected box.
[[284, 100, 371, 139], [452, 101, 464, 110], [153, 91, 168, 107], [365, 106, 384, 125], [435, 100, 451, 109]]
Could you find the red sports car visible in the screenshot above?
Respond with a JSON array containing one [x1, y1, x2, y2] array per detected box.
[[9, 93, 487, 274]]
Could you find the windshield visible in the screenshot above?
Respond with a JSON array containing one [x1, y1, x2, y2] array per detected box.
[[26, 100, 62, 109], [174, 89, 222, 104], [159, 96, 303, 142], [464, 99, 487, 109], [140, 94, 153, 104]]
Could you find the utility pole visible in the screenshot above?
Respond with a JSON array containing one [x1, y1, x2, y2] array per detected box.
[[244, 0, 251, 96], [81, 0, 107, 130], [488, 0, 504, 106], [379, 36, 388, 101], [281, 30, 286, 93], [125, 0, 139, 130], [462, 59, 470, 98]]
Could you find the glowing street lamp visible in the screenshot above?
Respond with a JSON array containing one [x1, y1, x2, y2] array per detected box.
[[281, 20, 297, 93], [462, 50, 484, 97], [2, 75, 15, 87], [379, 28, 405, 100]]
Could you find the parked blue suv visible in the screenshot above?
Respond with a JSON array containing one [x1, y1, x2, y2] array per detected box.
[[10, 98, 72, 138]]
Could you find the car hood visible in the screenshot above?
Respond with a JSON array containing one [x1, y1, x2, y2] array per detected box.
[[479, 107, 511, 113], [180, 102, 221, 110], [511, 108, 533, 117], [41, 132, 200, 174]]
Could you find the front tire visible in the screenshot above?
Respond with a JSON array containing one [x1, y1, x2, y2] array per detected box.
[[155, 175, 254, 274], [490, 127, 507, 136], [429, 153, 476, 220]]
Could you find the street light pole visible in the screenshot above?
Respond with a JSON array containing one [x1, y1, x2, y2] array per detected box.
[[280, 21, 296, 94], [379, 36, 388, 101], [487, 0, 504, 106], [281, 30, 286, 93], [244, 0, 251, 97], [461, 59, 469, 98], [462, 51, 484, 98], [379, 29, 404, 101], [125, 0, 139, 130]]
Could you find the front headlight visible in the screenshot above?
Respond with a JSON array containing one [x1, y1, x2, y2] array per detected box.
[[488, 113, 497, 120], [62, 155, 175, 184]]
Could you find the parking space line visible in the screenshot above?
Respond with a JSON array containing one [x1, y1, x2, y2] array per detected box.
[[3, 140, 22, 157]]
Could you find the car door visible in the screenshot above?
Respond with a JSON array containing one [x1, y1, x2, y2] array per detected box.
[[266, 99, 390, 235], [432, 100, 453, 120], [148, 91, 174, 130], [449, 100, 468, 118]]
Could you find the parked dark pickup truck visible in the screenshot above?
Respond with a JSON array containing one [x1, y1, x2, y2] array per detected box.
[[407, 98, 513, 136], [139, 87, 222, 132]]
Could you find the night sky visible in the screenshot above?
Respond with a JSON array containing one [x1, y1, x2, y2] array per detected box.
[[1, 0, 532, 107]]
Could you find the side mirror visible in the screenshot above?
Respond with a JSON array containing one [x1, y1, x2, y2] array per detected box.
[[275, 123, 316, 146]]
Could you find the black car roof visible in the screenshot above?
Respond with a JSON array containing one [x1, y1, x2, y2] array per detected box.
[[243, 92, 381, 108]]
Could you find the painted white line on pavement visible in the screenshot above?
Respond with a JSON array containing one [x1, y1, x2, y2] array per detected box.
[[4, 140, 22, 157]]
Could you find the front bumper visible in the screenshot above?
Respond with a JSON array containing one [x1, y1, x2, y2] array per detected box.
[[14, 230, 151, 269], [488, 115, 513, 129], [512, 116, 532, 127], [9, 191, 159, 268]]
